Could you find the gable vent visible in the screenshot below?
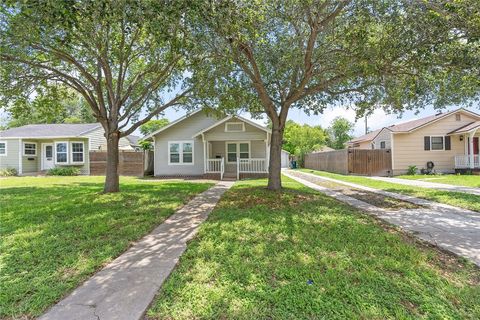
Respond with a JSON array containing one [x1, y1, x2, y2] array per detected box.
[[225, 122, 245, 132]]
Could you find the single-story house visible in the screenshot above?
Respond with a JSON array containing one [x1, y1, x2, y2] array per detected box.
[[347, 108, 480, 175], [0, 123, 139, 175], [145, 110, 280, 179]]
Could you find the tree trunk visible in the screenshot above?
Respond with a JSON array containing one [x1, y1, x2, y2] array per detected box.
[[267, 126, 283, 191], [104, 131, 120, 193]]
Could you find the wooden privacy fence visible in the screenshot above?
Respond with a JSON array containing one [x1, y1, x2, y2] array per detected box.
[[89, 151, 144, 176], [304, 149, 392, 176]]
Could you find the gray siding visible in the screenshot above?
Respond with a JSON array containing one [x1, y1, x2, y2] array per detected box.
[[204, 121, 267, 141], [153, 111, 219, 176], [83, 127, 132, 151], [372, 128, 392, 150], [0, 139, 20, 171]]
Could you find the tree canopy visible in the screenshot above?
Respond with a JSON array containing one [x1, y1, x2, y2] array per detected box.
[[190, 0, 479, 189], [139, 119, 170, 136], [327, 117, 354, 150], [283, 120, 326, 166], [0, 0, 195, 192]]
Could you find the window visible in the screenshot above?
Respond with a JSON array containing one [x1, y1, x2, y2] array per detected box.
[[23, 142, 37, 156], [431, 136, 444, 150], [0, 141, 6, 156], [455, 114, 461, 121], [168, 141, 194, 165], [55, 142, 68, 163], [226, 142, 250, 162], [225, 122, 245, 132], [71, 142, 84, 163], [380, 141, 386, 149]]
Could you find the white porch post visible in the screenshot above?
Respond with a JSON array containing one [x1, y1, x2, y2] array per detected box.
[[18, 139, 23, 175], [202, 133, 206, 173], [469, 131, 475, 169]]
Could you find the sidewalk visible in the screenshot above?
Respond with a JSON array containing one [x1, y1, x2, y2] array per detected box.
[[40, 181, 234, 320], [369, 176, 480, 196], [284, 170, 480, 266]]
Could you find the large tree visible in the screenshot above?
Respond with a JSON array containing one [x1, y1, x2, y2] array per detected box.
[[0, 0, 193, 192], [193, 0, 478, 190], [327, 117, 354, 150]]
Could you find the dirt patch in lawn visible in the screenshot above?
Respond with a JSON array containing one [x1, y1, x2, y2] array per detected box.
[[289, 171, 421, 210]]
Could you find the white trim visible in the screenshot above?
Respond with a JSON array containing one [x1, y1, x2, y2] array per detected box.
[[225, 122, 245, 132], [23, 141, 37, 156], [430, 136, 445, 151], [192, 115, 271, 138], [390, 132, 395, 171], [167, 140, 194, 165], [18, 139, 22, 174], [41, 143, 54, 170], [0, 140, 7, 156], [54, 141, 69, 164], [144, 110, 203, 139], [70, 141, 85, 164], [225, 141, 250, 164]]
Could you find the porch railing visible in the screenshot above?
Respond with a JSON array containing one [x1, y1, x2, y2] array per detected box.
[[454, 155, 480, 168], [206, 158, 225, 179], [237, 158, 268, 179]]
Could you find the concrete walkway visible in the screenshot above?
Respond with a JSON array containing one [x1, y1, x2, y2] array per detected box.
[[369, 176, 480, 196], [284, 170, 480, 266], [40, 181, 234, 320]]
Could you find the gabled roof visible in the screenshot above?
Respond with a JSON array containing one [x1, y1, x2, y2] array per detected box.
[[448, 121, 480, 135], [143, 109, 203, 139], [348, 108, 480, 143], [0, 123, 101, 138], [349, 128, 383, 144], [126, 135, 141, 146], [192, 115, 271, 138]]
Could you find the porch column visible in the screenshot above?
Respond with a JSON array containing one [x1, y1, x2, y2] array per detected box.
[[469, 131, 475, 169]]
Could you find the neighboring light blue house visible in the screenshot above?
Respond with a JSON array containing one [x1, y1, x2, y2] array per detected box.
[[144, 110, 281, 179], [0, 123, 139, 175]]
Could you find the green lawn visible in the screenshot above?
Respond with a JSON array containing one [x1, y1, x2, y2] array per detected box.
[[147, 177, 480, 320], [0, 176, 212, 319], [299, 169, 480, 212], [397, 174, 480, 188]]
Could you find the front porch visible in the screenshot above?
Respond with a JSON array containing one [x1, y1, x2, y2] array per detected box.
[[203, 140, 269, 180], [450, 121, 480, 171]]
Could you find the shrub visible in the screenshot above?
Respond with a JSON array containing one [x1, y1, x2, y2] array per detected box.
[[407, 165, 417, 175], [0, 168, 18, 176], [46, 166, 80, 176]]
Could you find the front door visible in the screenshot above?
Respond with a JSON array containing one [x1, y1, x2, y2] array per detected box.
[[42, 143, 55, 170], [468, 137, 479, 155]]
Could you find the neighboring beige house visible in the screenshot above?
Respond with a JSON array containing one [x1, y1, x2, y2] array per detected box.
[[347, 108, 480, 175], [145, 110, 279, 179], [0, 123, 139, 175]]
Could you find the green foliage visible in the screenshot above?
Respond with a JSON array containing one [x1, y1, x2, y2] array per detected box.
[[139, 119, 169, 136], [148, 177, 479, 319], [0, 168, 17, 177], [0, 176, 212, 317], [139, 140, 153, 151], [46, 166, 80, 176], [283, 120, 326, 166], [407, 165, 418, 176], [327, 117, 354, 149], [3, 85, 95, 128]]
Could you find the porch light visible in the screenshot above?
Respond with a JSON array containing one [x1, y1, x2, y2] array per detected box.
[[460, 135, 464, 141]]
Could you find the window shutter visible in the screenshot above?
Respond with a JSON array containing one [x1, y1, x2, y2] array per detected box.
[[424, 136, 430, 150], [445, 136, 451, 150]]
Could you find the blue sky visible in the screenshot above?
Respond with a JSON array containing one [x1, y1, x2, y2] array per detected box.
[[161, 103, 480, 138]]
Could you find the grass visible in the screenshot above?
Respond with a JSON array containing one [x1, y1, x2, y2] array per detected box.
[[299, 169, 480, 212], [0, 176, 213, 319], [397, 174, 480, 188], [147, 177, 480, 319]]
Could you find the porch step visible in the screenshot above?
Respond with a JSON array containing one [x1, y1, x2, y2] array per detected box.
[[222, 172, 237, 181]]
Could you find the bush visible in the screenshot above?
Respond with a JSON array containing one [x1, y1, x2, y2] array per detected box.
[[407, 165, 417, 175], [46, 166, 80, 176], [0, 168, 18, 177]]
